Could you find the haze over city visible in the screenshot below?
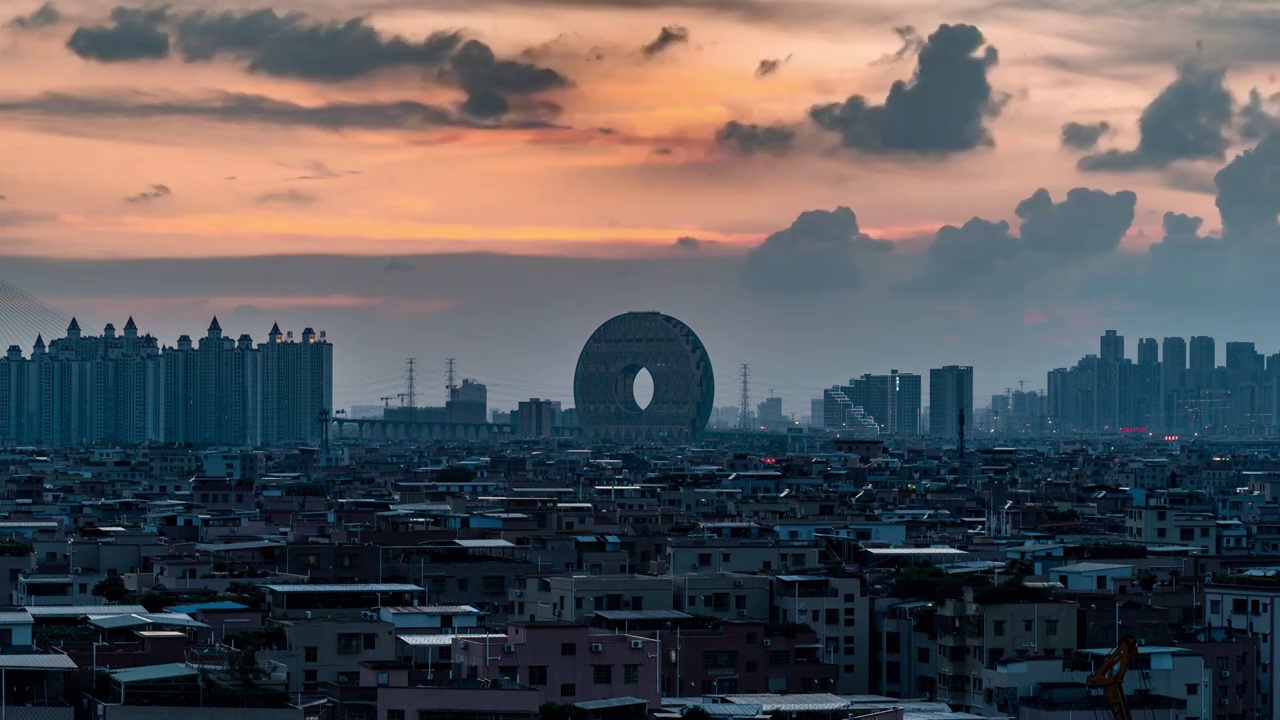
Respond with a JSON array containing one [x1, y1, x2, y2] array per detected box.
[[2, 0, 1280, 414]]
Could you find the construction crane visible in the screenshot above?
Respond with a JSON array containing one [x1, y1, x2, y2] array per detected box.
[[1087, 634, 1138, 720]]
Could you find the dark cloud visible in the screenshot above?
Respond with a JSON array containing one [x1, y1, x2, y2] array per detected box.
[[0, 91, 561, 131], [714, 121, 796, 156], [1214, 132, 1280, 243], [448, 39, 568, 118], [1060, 121, 1112, 150], [1078, 62, 1233, 172], [68, 7, 565, 119], [1240, 89, 1278, 143], [255, 188, 317, 205], [674, 236, 702, 250], [1016, 187, 1137, 259], [642, 25, 689, 58], [874, 25, 924, 65], [744, 207, 891, 293], [921, 217, 1019, 293], [124, 184, 171, 203], [1160, 212, 1206, 242], [917, 186, 1136, 294], [8, 2, 60, 30], [755, 55, 791, 77], [173, 9, 462, 80], [808, 24, 1002, 155], [67, 6, 169, 62]]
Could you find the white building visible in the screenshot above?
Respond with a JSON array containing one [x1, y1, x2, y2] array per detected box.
[[1204, 581, 1280, 717]]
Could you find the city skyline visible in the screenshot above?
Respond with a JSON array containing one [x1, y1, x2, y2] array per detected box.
[[1, 1, 1278, 421], [0, 315, 332, 446]]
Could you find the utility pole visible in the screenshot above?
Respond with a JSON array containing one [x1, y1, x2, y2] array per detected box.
[[405, 358, 417, 409], [446, 358, 457, 403], [739, 364, 751, 431]]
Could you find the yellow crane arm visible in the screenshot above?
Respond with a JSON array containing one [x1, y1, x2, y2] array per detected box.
[[1086, 634, 1139, 720]]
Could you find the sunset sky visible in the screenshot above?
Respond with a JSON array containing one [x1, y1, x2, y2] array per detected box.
[[2, 0, 1278, 414]]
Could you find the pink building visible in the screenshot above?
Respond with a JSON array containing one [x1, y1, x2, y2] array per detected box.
[[452, 622, 659, 708]]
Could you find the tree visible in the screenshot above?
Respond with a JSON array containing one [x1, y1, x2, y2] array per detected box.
[[1136, 571, 1157, 592], [684, 708, 713, 720], [227, 582, 266, 607], [92, 576, 133, 604]]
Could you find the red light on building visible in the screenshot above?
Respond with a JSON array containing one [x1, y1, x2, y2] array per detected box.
[[1164, 435, 1180, 442], [1118, 427, 1148, 433]]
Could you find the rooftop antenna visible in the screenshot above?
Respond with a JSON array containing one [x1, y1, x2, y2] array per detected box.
[[739, 364, 751, 431]]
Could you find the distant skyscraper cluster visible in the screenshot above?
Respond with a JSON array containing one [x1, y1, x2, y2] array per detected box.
[[0, 317, 332, 447], [823, 370, 925, 436], [1047, 330, 1280, 435]]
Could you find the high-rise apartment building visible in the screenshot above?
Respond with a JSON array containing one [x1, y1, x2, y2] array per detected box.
[[1101, 330, 1125, 362], [164, 319, 263, 446], [1137, 338, 1158, 366], [844, 370, 921, 435], [260, 324, 333, 446], [448, 379, 488, 424], [0, 317, 331, 448], [756, 395, 784, 429], [0, 318, 163, 446], [1226, 342, 1263, 373], [517, 398, 555, 438], [929, 366, 973, 440], [1190, 336, 1216, 373]]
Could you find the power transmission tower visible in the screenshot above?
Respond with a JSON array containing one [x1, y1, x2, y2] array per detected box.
[[739, 364, 751, 431], [405, 358, 417, 409], [446, 358, 457, 403]]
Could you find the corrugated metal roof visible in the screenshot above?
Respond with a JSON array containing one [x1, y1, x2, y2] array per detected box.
[[164, 601, 250, 614], [1054, 562, 1132, 574], [574, 697, 647, 710], [263, 584, 422, 593], [0, 653, 76, 670], [397, 633, 504, 647], [27, 605, 148, 617], [382, 605, 479, 615], [90, 613, 208, 630], [863, 548, 967, 556], [722, 694, 851, 712], [451, 539, 516, 549], [687, 704, 762, 717], [594, 610, 690, 621], [111, 663, 199, 683], [195, 541, 284, 552], [0, 611, 33, 625]]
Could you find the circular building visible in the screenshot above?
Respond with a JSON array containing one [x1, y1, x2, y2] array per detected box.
[[574, 312, 715, 443]]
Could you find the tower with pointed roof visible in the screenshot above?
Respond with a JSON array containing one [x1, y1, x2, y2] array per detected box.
[[260, 322, 332, 446]]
